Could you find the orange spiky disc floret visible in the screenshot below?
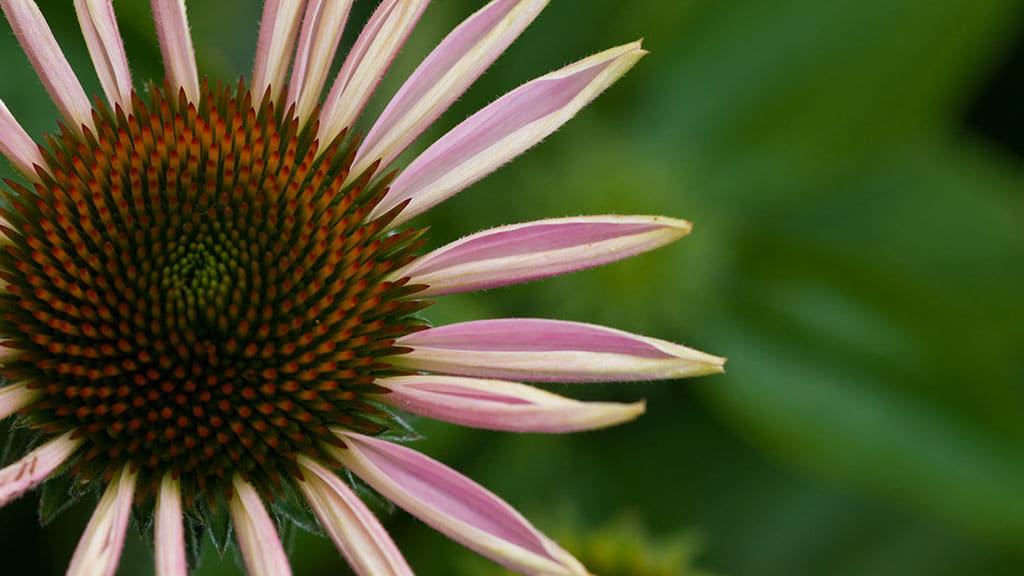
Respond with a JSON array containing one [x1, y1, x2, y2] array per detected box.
[[0, 81, 428, 501]]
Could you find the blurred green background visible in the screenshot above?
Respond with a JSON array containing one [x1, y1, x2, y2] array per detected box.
[[2, 0, 1023, 574]]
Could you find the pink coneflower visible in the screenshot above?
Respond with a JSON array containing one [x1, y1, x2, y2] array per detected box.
[[0, 1, 724, 574]]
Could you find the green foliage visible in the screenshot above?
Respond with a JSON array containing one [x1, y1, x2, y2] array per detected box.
[[458, 514, 715, 576], [37, 472, 83, 527], [562, 516, 714, 576]]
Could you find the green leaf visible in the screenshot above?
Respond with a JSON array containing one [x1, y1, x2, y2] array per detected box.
[[704, 143, 1024, 547], [198, 499, 232, 557], [37, 473, 83, 526], [364, 401, 424, 443], [343, 468, 395, 518], [277, 518, 297, 555], [184, 514, 205, 572], [272, 481, 323, 536], [639, 0, 1022, 180], [0, 419, 37, 467]]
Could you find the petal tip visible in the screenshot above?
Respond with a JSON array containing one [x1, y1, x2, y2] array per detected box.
[[611, 400, 646, 426], [697, 354, 727, 376], [625, 38, 647, 55], [660, 216, 693, 236]]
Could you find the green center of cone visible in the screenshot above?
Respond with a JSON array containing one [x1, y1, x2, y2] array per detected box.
[[166, 233, 236, 324]]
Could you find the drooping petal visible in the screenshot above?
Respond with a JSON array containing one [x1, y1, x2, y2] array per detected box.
[[0, 99, 44, 177], [373, 41, 646, 226], [334, 432, 588, 575], [74, 0, 132, 109], [353, 0, 548, 177], [395, 318, 725, 383], [0, 431, 81, 507], [318, 0, 429, 148], [67, 467, 137, 576], [297, 456, 413, 576], [252, 0, 305, 102], [0, 382, 40, 421], [378, 375, 645, 433], [288, 0, 354, 123], [0, 0, 94, 131], [399, 215, 691, 296], [230, 475, 292, 576], [150, 0, 200, 102], [155, 474, 187, 576]]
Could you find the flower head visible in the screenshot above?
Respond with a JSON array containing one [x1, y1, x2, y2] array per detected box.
[[0, 1, 724, 575]]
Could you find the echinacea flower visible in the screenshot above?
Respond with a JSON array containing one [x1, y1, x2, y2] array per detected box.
[[0, 1, 725, 575]]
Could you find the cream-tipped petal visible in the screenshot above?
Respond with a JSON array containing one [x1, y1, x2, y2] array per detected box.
[[155, 474, 187, 576], [398, 215, 691, 296], [334, 432, 589, 575], [252, 0, 305, 102], [67, 466, 137, 576], [353, 0, 549, 177], [230, 475, 292, 576], [0, 99, 44, 177], [0, 382, 40, 421], [298, 456, 413, 576], [396, 318, 725, 383], [0, 342, 22, 364], [150, 0, 199, 102], [373, 41, 646, 226], [317, 0, 430, 148], [0, 215, 12, 248], [0, 431, 81, 507], [288, 0, 354, 123], [74, 0, 133, 109], [0, 0, 94, 131], [379, 375, 645, 433]]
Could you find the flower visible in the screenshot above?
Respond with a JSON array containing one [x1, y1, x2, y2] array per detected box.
[[0, 1, 725, 575]]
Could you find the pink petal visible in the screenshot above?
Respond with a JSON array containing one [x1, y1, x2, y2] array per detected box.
[[399, 215, 691, 296], [373, 41, 646, 226], [150, 0, 199, 102], [0, 431, 81, 507], [0, 99, 44, 177], [74, 0, 133, 109], [317, 0, 430, 148], [0, 381, 40, 421], [334, 432, 588, 575], [252, 0, 305, 102], [353, 0, 548, 177], [67, 467, 137, 576], [378, 375, 645, 433], [396, 318, 725, 383], [287, 0, 354, 123], [155, 474, 187, 576], [0, 0, 94, 131], [230, 475, 292, 576], [298, 456, 413, 576]]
